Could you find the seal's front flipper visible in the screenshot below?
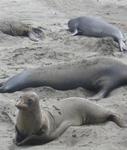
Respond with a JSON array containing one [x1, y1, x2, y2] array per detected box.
[[15, 135, 36, 146], [29, 27, 44, 41], [72, 29, 78, 36], [89, 90, 105, 101], [15, 134, 49, 146]]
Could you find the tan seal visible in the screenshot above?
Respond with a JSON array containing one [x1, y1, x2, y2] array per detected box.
[[0, 20, 44, 41], [15, 91, 126, 146]]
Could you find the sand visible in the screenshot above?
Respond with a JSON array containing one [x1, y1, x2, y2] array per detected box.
[[0, 0, 127, 150]]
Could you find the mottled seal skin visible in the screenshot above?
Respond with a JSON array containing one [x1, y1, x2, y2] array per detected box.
[[15, 91, 126, 146], [68, 16, 127, 52], [0, 20, 44, 41], [1, 57, 127, 99]]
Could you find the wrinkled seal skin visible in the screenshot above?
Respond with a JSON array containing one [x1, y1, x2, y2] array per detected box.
[[68, 16, 127, 52], [1, 57, 127, 99], [0, 20, 44, 41], [15, 91, 126, 146]]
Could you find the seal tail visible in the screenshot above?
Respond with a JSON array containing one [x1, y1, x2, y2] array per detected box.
[[119, 40, 127, 52], [0, 82, 6, 93], [108, 114, 127, 128], [0, 86, 6, 93], [28, 27, 44, 42], [0, 84, 10, 93]]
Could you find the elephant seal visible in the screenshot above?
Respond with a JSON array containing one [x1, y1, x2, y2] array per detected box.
[[1, 57, 127, 99], [0, 20, 44, 41], [68, 16, 127, 52], [15, 91, 126, 146]]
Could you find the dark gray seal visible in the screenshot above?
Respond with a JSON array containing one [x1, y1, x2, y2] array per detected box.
[[68, 16, 127, 52], [0, 20, 44, 41], [1, 57, 127, 99], [15, 91, 126, 146]]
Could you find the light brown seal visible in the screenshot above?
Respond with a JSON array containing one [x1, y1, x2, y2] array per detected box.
[[15, 91, 126, 146], [68, 16, 127, 52], [0, 20, 44, 41]]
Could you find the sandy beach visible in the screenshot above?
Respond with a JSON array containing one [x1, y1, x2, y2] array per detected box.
[[0, 0, 127, 150]]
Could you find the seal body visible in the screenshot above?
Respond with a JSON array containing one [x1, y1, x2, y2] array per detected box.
[[0, 20, 44, 41], [68, 16, 127, 52], [15, 92, 126, 146], [1, 57, 127, 99]]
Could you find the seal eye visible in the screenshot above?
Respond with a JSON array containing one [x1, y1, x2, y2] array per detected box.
[[27, 99, 33, 106]]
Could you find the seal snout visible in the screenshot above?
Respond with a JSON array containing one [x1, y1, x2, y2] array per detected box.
[[15, 91, 40, 111], [15, 101, 28, 110]]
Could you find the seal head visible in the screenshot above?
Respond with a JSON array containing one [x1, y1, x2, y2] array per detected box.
[[15, 91, 44, 143]]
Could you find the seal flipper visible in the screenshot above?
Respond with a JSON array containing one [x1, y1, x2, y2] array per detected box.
[[16, 134, 50, 146], [15, 126, 28, 144], [119, 40, 127, 52], [28, 27, 44, 41], [108, 114, 127, 128], [89, 77, 117, 101], [89, 90, 107, 101], [72, 29, 78, 36], [89, 84, 116, 101]]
